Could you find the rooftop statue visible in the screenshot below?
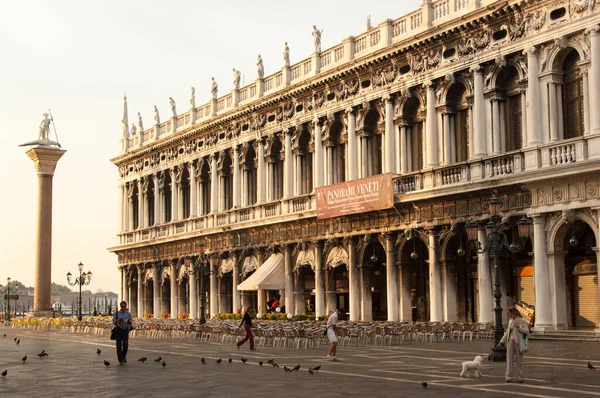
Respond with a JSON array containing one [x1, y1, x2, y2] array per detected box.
[[233, 68, 241, 90], [190, 87, 196, 108], [138, 112, 144, 132], [169, 97, 177, 117], [283, 42, 290, 67], [19, 112, 61, 148], [154, 105, 160, 125], [257, 55, 264, 79], [312, 25, 323, 53], [211, 77, 218, 100]]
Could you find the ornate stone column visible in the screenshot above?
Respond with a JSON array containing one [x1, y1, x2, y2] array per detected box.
[[284, 245, 294, 314], [348, 237, 360, 321], [127, 184, 134, 231], [152, 264, 161, 316], [153, 174, 160, 226], [383, 95, 396, 174], [170, 168, 178, 221], [210, 257, 219, 318], [443, 113, 452, 164], [471, 65, 487, 157], [532, 214, 553, 330], [428, 231, 442, 322], [525, 47, 543, 146], [424, 81, 438, 167], [233, 146, 241, 208], [314, 241, 325, 319], [256, 249, 266, 315], [142, 177, 150, 227], [346, 109, 357, 181], [26, 146, 66, 313], [232, 251, 240, 313], [257, 140, 266, 204], [170, 262, 178, 316], [360, 261, 372, 321], [137, 179, 143, 228], [189, 270, 198, 319], [210, 154, 218, 213], [477, 228, 493, 323], [283, 129, 293, 199], [398, 258, 411, 322], [442, 259, 457, 322], [385, 233, 399, 321], [589, 26, 600, 133], [400, 125, 408, 174], [137, 264, 144, 317], [189, 162, 197, 218]]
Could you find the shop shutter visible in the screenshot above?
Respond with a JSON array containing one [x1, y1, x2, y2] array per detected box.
[[517, 276, 535, 307], [575, 274, 599, 328]]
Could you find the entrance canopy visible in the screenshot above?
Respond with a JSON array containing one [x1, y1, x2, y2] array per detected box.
[[237, 253, 284, 291]]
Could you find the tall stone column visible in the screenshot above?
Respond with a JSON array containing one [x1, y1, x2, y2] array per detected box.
[[120, 267, 125, 303], [443, 113, 452, 164], [26, 146, 66, 314], [210, 257, 219, 318], [477, 228, 493, 322], [346, 109, 357, 181], [257, 140, 266, 204], [348, 238, 360, 321], [385, 233, 399, 321], [210, 154, 218, 213], [153, 174, 160, 226], [428, 232, 442, 322], [232, 251, 240, 313], [525, 47, 543, 146], [470, 65, 487, 157], [170, 262, 178, 316], [232, 146, 241, 208], [314, 241, 325, 319], [383, 95, 396, 174], [532, 214, 553, 330], [170, 168, 178, 221], [424, 81, 438, 167], [284, 245, 294, 314], [589, 26, 600, 133], [119, 183, 125, 233], [442, 260, 457, 322], [398, 260, 412, 322], [122, 268, 130, 306], [189, 162, 197, 217], [137, 264, 144, 317], [189, 271, 198, 319], [313, 120, 324, 188], [153, 264, 161, 316], [137, 179, 143, 228], [360, 262, 372, 321], [400, 126, 408, 174], [283, 130, 293, 199], [127, 184, 134, 231]]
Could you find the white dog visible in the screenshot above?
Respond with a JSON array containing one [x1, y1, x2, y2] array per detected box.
[[460, 355, 485, 378]]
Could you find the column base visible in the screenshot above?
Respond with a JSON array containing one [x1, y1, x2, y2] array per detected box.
[[31, 310, 55, 318], [531, 324, 556, 333], [489, 345, 506, 362]]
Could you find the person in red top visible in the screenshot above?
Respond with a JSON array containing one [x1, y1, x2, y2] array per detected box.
[[237, 306, 256, 350], [270, 297, 280, 313]]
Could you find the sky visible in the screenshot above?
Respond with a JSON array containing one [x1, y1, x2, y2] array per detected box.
[[0, 0, 420, 293]]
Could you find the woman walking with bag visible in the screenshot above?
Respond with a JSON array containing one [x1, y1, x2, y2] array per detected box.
[[498, 306, 530, 382], [112, 301, 133, 365]]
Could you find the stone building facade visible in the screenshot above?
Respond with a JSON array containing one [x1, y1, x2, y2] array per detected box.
[[110, 0, 600, 330]]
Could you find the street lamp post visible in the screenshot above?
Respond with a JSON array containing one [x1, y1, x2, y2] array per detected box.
[[1, 278, 19, 326], [466, 196, 531, 362], [184, 242, 218, 325], [66, 262, 93, 322]]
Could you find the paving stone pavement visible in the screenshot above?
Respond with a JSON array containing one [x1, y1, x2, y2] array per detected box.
[[1, 326, 600, 397]]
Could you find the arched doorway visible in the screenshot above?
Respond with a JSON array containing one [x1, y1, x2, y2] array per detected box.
[[144, 268, 154, 317], [218, 257, 234, 313], [325, 245, 349, 314], [294, 245, 315, 315], [399, 232, 429, 322], [360, 240, 386, 321]]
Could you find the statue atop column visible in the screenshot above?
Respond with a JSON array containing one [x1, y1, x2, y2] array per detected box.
[[257, 55, 264, 79], [211, 77, 218, 99], [232, 68, 241, 90], [190, 87, 196, 108], [19, 112, 61, 148], [283, 42, 290, 67], [130, 123, 137, 136], [366, 15, 372, 31], [312, 25, 323, 53], [169, 97, 177, 117], [138, 112, 144, 132]]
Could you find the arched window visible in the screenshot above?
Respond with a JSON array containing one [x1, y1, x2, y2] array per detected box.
[[266, 135, 284, 200], [496, 66, 523, 151], [147, 177, 155, 226], [161, 171, 172, 222], [218, 151, 233, 210], [445, 83, 469, 163], [362, 110, 382, 176], [199, 159, 211, 215], [562, 50, 584, 139], [181, 165, 190, 218], [132, 182, 139, 229], [401, 97, 423, 172], [242, 143, 257, 206], [296, 128, 313, 194], [328, 120, 345, 184]]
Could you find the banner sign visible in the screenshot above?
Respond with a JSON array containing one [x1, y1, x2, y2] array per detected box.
[[316, 174, 394, 219], [515, 301, 535, 326]]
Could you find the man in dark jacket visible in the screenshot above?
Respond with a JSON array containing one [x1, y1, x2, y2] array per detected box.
[[236, 306, 256, 350]]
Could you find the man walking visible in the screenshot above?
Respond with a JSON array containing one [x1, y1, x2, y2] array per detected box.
[[237, 306, 256, 351], [112, 301, 133, 365], [326, 308, 343, 362]]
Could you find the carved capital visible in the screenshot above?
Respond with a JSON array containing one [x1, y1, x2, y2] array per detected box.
[[469, 65, 482, 74]]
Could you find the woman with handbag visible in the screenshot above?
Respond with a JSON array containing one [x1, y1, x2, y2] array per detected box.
[[112, 301, 133, 365], [498, 306, 530, 382]]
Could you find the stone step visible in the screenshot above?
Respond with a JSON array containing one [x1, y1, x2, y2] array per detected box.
[[530, 334, 600, 342]]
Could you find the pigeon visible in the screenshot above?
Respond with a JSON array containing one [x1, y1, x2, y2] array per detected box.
[[259, 361, 263, 366], [271, 362, 280, 368], [96, 349, 102, 355], [104, 360, 111, 367], [588, 362, 596, 370], [1, 370, 6, 378], [21, 355, 27, 362], [138, 357, 147, 363], [284, 366, 292, 373], [312, 365, 321, 372], [14, 338, 17, 341], [36, 353, 45, 358], [421, 382, 428, 389], [16, 339, 20, 345], [201, 357, 206, 365], [267, 359, 274, 365], [3, 334, 6, 338], [308, 368, 314, 375], [292, 365, 300, 371], [228, 358, 232, 364], [162, 361, 167, 368], [216, 358, 222, 364], [39, 350, 46, 355], [241, 358, 247, 364], [154, 357, 162, 363]]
